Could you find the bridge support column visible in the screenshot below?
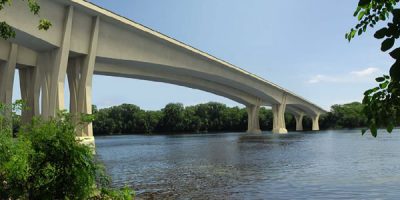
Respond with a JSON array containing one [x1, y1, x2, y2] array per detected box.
[[272, 93, 288, 134], [47, 5, 74, 117], [32, 61, 42, 117], [0, 43, 18, 129], [246, 105, 261, 134], [36, 52, 56, 119], [19, 67, 36, 123], [295, 113, 304, 131], [67, 59, 81, 119], [312, 114, 320, 131], [76, 16, 99, 142]]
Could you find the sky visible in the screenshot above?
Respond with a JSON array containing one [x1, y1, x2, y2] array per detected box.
[[13, 0, 394, 110]]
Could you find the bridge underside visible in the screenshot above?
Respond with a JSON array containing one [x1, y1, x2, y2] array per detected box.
[[0, 0, 326, 145]]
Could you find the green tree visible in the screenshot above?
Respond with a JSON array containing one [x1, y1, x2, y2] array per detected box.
[[347, 0, 400, 137], [159, 103, 186, 132], [0, 0, 51, 40], [259, 107, 273, 130], [0, 103, 135, 199], [330, 102, 367, 128]]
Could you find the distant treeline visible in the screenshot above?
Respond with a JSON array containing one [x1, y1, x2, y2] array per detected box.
[[92, 102, 367, 135]]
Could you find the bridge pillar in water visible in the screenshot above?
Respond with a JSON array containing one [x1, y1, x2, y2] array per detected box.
[[294, 113, 304, 131], [312, 114, 320, 131], [272, 93, 288, 134], [246, 105, 261, 134]]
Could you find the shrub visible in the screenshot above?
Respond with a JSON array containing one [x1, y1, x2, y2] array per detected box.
[[0, 103, 135, 199]]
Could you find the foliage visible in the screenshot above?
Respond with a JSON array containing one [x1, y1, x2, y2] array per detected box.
[[92, 102, 370, 135], [320, 102, 368, 129], [93, 102, 250, 135], [0, 0, 52, 40], [347, 0, 400, 137], [0, 103, 135, 200]]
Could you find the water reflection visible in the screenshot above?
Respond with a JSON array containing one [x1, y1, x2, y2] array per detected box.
[[96, 130, 400, 199]]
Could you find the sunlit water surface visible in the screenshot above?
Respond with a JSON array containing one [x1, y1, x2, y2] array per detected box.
[[95, 130, 400, 199]]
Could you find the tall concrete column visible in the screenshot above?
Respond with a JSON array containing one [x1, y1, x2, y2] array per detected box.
[[77, 16, 99, 139], [295, 113, 304, 131], [272, 93, 288, 134], [312, 114, 320, 131], [32, 60, 42, 117], [0, 43, 18, 119], [246, 104, 261, 134], [67, 58, 81, 116], [19, 67, 36, 123], [36, 52, 55, 119], [48, 5, 74, 117]]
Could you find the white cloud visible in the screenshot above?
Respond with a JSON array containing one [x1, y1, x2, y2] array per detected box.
[[308, 67, 381, 84], [308, 75, 337, 84], [350, 67, 380, 77]]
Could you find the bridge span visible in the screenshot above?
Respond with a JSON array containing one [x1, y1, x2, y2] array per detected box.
[[0, 0, 326, 145]]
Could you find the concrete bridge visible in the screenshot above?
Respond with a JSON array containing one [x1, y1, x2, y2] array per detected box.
[[0, 0, 326, 144]]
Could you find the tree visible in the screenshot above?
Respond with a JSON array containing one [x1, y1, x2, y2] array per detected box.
[[0, 0, 51, 40], [346, 0, 400, 137], [159, 103, 186, 132], [0, 103, 135, 199]]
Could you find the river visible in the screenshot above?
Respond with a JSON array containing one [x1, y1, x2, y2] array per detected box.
[[95, 130, 400, 199]]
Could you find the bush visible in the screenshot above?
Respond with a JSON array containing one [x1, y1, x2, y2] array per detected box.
[[0, 103, 135, 200]]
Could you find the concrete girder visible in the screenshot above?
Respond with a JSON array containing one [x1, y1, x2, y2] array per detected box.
[[95, 57, 280, 105], [94, 62, 261, 106]]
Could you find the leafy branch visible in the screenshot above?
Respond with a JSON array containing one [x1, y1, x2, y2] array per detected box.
[[347, 0, 400, 137], [0, 0, 51, 40]]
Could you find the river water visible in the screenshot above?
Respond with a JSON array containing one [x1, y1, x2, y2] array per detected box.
[[95, 130, 400, 199]]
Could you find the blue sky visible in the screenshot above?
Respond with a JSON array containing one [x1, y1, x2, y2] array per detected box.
[[13, 0, 394, 110]]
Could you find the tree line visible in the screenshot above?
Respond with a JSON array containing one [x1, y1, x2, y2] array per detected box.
[[92, 101, 368, 135]]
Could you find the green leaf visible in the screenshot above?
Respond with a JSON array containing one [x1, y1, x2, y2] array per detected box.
[[38, 19, 52, 31], [374, 28, 388, 39], [379, 81, 389, 89], [350, 29, 356, 39], [381, 38, 395, 52], [375, 77, 386, 82], [358, 0, 371, 7], [393, 9, 400, 18], [389, 48, 400, 59], [353, 7, 361, 17], [358, 28, 363, 36], [384, 75, 390, 79], [364, 89, 374, 96], [390, 61, 400, 81], [358, 11, 365, 20]]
